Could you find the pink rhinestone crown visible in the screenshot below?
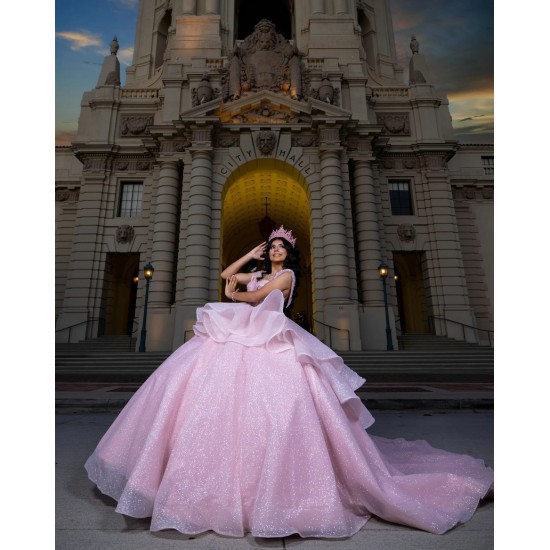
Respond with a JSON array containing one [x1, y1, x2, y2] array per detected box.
[[268, 225, 297, 247]]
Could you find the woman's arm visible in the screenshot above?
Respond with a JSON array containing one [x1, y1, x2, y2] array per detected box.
[[220, 242, 266, 284], [225, 272, 292, 303]]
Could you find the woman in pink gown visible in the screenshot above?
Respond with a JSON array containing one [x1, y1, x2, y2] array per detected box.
[[85, 226, 493, 539]]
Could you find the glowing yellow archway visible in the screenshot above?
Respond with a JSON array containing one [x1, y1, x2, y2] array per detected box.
[[220, 158, 313, 327]]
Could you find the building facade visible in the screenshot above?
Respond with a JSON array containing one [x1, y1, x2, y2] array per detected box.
[[55, 0, 494, 351]]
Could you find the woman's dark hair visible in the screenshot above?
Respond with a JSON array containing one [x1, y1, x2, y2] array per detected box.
[[263, 237, 301, 308]]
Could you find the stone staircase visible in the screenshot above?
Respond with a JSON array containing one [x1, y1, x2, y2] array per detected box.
[[56, 334, 493, 385], [56, 336, 171, 382], [340, 334, 493, 384]]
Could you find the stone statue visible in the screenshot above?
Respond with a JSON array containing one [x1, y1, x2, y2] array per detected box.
[[409, 34, 429, 84], [192, 73, 214, 105], [410, 35, 419, 54], [226, 19, 305, 101], [110, 36, 119, 55]]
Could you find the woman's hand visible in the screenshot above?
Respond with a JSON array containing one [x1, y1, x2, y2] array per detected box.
[[249, 242, 266, 261], [225, 274, 239, 301], [221, 242, 266, 280]]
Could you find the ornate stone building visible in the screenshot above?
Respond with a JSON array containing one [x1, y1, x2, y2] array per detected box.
[[55, 0, 493, 351]]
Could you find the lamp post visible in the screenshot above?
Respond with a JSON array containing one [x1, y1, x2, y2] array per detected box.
[[378, 261, 394, 351], [138, 262, 154, 352]]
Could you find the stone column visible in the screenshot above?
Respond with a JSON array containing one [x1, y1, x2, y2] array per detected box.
[[319, 148, 351, 301], [351, 152, 397, 350], [149, 160, 180, 306], [334, 0, 349, 14], [204, 0, 219, 14], [311, 0, 325, 14], [316, 129, 361, 350], [55, 161, 110, 343], [420, 152, 475, 341], [351, 157, 384, 306], [182, 0, 196, 14], [182, 148, 213, 304]]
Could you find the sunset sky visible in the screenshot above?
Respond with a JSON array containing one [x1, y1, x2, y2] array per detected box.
[[54, 0, 494, 145]]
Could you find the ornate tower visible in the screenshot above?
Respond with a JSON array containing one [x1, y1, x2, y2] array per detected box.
[[55, 0, 493, 351]]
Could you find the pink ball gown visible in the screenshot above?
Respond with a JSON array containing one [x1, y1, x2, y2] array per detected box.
[[85, 270, 493, 538]]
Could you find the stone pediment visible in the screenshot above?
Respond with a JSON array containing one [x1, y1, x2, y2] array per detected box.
[[179, 90, 352, 125]]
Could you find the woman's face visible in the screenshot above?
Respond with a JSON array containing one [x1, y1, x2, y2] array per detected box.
[[269, 239, 288, 263]]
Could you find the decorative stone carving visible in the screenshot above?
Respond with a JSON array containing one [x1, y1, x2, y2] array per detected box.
[[310, 73, 340, 105], [214, 134, 240, 148], [82, 157, 108, 171], [420, 155, 446, 170], [55, 188, 79, 202], [116, 225, 135, 244], [56, 189, 70, 202], [256, 131, 277, 155], [192, 73, 214, 106], [377, 113, 411, 135], [231, 104, 306, 124], [174, 139, 191, 152], [292, 135, 317, 147], [136, 161, 151, 171], [481, 188, 493, 200], [397, 224, 416, 242], [116, 160, 129, 170], [403, 159, 417, 169], [224, 19, 308, 101], [160, 139, 191, 153], [120, 115, 154, 136]]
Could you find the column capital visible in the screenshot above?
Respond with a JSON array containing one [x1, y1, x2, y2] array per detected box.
[[318, 126, 342, 148]]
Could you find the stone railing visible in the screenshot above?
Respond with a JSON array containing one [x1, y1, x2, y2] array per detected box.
[[449, 167, 493, 177], [121, 89, 159, 99], [206, 58, 225, 69], [371, 87, 410, 98]]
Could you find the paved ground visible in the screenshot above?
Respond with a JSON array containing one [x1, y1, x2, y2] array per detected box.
[[56, 410, 494, 549]]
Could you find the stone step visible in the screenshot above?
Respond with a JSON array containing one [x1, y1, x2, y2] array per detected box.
[[397, 333, 493, 350]]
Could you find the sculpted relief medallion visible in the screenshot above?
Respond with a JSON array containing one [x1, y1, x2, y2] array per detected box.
[[256, 131, 277, 155], [397, 224, 416, 242], [116, 225, 135, 244]]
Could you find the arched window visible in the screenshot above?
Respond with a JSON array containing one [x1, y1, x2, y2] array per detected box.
[[154, 10, 172, 70], [357, 9, 375, 69], [235, 0, 293, 40]]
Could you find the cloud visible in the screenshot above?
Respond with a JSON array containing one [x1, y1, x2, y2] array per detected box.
[[390, 0, 493, 96], [55, 129, 78, 147], [56, 31, 103, 51], [111, 0, 139, 8], [117, 47, 134, 66]]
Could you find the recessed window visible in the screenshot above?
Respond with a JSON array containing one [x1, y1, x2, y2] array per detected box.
[[118, 182, 143, 217], [388, 180, 414, 215], [481, 156, 494, 176]]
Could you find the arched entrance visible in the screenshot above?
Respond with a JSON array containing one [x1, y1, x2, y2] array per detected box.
[[103, 252, 140, 336], [393, 251, 429, 334], [221, 159, 312, 329], [235, 0, 293, 40]]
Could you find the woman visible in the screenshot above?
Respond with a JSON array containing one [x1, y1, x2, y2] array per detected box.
[[85, 226, 493, 539]]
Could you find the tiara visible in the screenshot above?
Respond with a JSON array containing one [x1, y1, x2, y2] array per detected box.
[[269, 225, 297, 247]]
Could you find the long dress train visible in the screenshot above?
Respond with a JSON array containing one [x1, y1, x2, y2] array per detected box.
[[85, 271, 493, 538]]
